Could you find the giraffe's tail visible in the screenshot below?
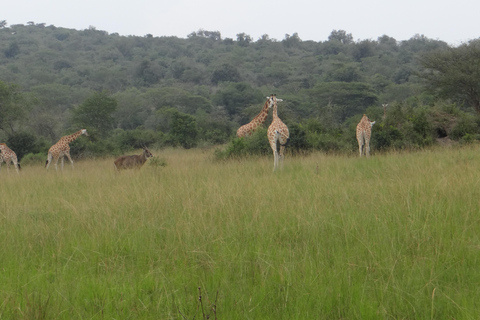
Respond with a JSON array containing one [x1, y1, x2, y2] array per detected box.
[[45, 152, 52, 168]]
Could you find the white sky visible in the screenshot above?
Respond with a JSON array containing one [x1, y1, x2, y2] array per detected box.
[[3, 0, 478, 45]]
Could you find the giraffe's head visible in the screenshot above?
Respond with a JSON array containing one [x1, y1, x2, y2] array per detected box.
[[81, 129, 89, 136], [266, 94, 283, 109]]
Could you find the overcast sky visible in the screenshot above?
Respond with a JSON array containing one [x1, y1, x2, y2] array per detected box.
[[3, 0, 478, 45]]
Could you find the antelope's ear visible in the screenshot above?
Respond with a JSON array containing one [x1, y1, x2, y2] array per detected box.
[[277, 98, 284, 102]]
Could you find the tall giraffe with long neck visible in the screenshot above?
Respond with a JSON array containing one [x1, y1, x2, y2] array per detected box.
[[45, 129, 88, 170], [267, 94, 289, 171], [0, 143, 20, 173], [237, 97, 272, 138], [356, 114, 375, 157], [382, 103, 388, 121]]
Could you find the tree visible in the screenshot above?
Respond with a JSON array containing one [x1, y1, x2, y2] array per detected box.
[[236, 33, 252, 47], [0, 80, 28, 135], [212, 82, 264, 116], [7, 132, 42, 161], [71, 91, 117, 137], [135, 59, 161, 86], [144, 87, 212, 114], [328, 30, 353, 44], [419, 40, 480, 113], [306, 82, 378, 121], [188, 29, 221, 41], [211, 64, 241, 84], [0, 20, 7, 28], [4, 42, 20, 58], [283, 33, 301, 48], [155, 108, 198, 148]]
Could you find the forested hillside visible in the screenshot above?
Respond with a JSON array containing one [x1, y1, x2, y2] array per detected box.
[[0, 22, 479, 161]]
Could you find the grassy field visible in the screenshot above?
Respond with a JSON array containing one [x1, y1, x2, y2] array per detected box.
[[1, 146, 480, 319]]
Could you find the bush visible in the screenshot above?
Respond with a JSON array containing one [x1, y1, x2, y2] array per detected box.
[[148, 156, 167, 167], [20, 153, 46, 166], [287, 123, 311, 154], [7, 132, 48, 161], [213, 128, 271, 160], [214, 138, 247, 160], [449, 113, 478, 140], [372, 124, 404, 150], [110, 129, 165, 152]]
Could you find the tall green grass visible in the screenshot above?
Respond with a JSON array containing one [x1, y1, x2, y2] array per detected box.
[[1, 147, 479, 319]]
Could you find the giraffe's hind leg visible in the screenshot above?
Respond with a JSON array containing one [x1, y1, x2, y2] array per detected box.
[[53, 157, 60, 171], [65, 152, 74, 169], [357, 135, 365, 157], [279, 145, 286, 169], [273, 150, 279, 172], [357, 140, 363, 157], [270, 141, 279, 172]]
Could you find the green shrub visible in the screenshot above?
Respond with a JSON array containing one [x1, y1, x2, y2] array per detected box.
[[20, 153, 46, 166], [148, 156, 167, 167], [110, 129, 165, 152], [213, 128, 271, 160]]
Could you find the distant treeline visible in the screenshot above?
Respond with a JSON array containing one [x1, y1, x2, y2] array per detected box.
[[0, 21, 479, 162]]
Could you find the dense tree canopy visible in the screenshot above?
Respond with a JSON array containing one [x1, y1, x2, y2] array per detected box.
[[419, 39, 480, 113], [0, 80, 28, 135], [0, 21, 479, 159], [71, 91, 117, 137]]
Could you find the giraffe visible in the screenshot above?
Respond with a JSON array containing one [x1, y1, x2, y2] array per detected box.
[[356, 114, 376, 157], [382, 103, 388, 121], [267, 94, 289, 171], [0, 143, 20, 173], [45, 129, 89, 170], [236, 97, 272, 138]]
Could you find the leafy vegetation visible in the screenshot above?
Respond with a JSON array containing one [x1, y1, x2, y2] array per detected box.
[[0, 22, 480, 160]]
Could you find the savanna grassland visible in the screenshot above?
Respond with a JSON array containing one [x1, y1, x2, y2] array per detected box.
[[1, 147, 480, 319]]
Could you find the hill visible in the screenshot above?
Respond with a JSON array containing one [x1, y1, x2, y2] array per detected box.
[[0, 23, 475, 158]]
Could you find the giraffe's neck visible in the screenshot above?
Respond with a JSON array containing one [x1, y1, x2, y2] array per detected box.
[[272, 102, 279, 120], [251, 100, 270, 125], [62, 130, 83, 143]]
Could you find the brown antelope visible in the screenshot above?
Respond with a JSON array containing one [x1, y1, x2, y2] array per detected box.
[[114, 147, 153, 170]]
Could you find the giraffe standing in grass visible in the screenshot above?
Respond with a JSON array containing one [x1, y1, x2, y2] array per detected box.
[[356, 114, 376, 157], [0, 143, 20, 173], [45, 129, 88, 170], [382, 103, 388, 121], [237, 97, 272, 138], [267, 94, 289, 171]]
